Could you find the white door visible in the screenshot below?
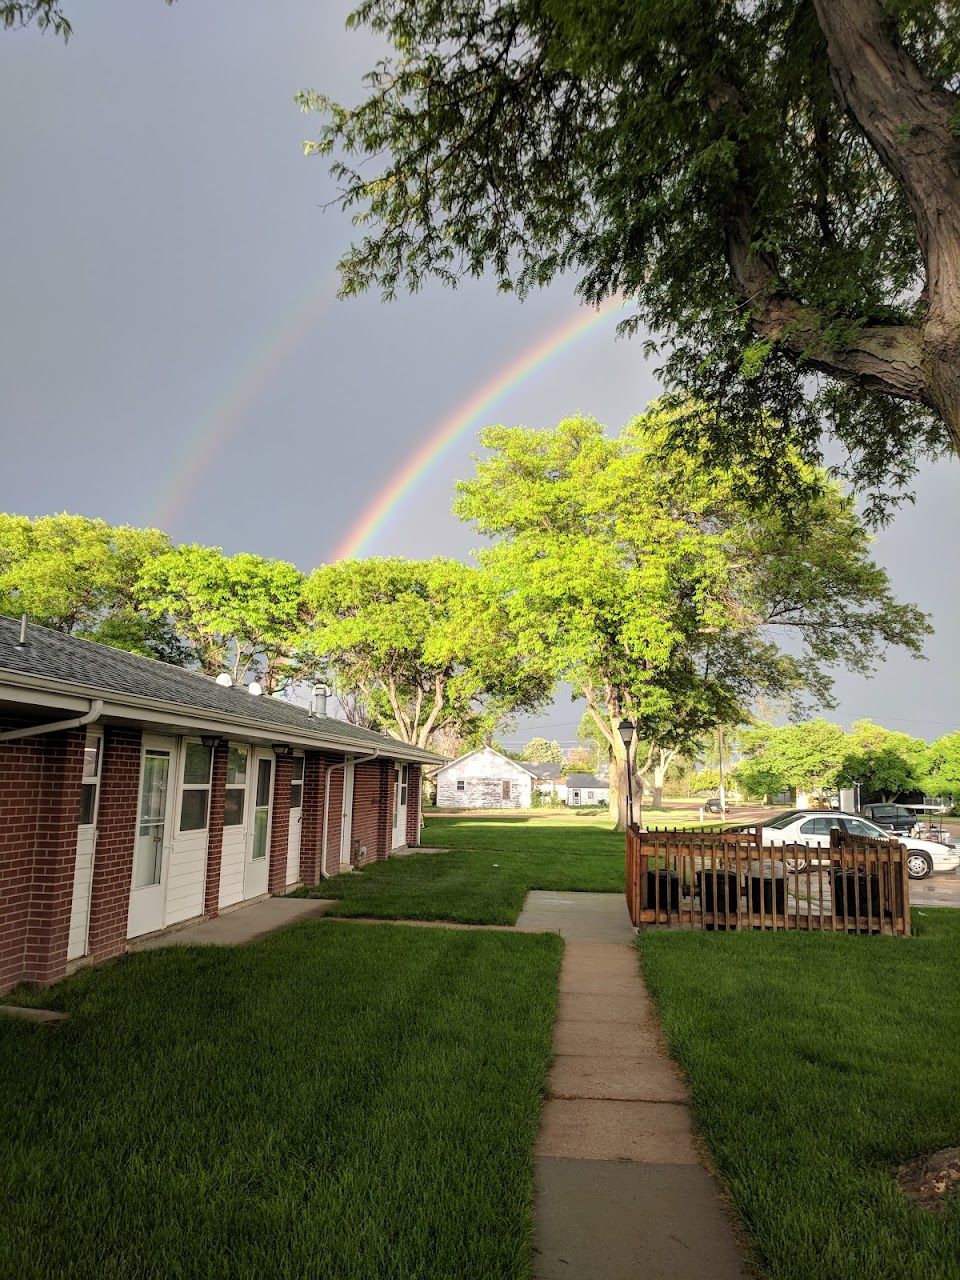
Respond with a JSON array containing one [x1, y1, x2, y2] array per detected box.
[[244, 751, 274, 899], [339, 759, 355, 869], [128, 736, 178, 938], [165, 739, 214, 926], [286, 755, 304, 885], [67, 728, 102, 961], [392, 763, 408, 849], [219, 743, 250, 908]]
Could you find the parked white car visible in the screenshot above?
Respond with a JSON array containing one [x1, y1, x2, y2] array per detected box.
[[757, 810, 960, 880]]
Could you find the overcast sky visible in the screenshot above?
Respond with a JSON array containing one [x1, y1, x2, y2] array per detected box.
[[1, 1, 957, 748]]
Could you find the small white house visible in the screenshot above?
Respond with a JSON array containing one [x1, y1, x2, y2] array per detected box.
[[565, 773, 610, 807], [435, 746, 534, 809]]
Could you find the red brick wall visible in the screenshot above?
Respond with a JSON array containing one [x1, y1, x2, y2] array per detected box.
[[350, 761, 383, 867], [267, 755, 293, 895], [323, 763, 345, 877], [378, 761, 395, 860], [406, 765, 422, 847], [0, 725, 86, 993], [203, 740, 229, 916], [86, 726, 142, 962], [299, 752, 324, 884]]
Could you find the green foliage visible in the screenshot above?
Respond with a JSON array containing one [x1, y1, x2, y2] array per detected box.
[[922, 731, 960, 800], [521, 736, 564, 765], [453, 410, 927, 826], [138, 544, 314, 691], [304, 557, 552, 747], [304, 0, 960, 508], [735, 718, 847, 795], [836, 719, 927, 801], [1, 1, 70, 38], [0, 513, 184, 662]]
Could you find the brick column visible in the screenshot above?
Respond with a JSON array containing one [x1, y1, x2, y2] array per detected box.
[[23, 727, 86, 985], [203, 740, 229, 916], [268, 755, 293, 895], [377, 761, 394, 860], [87, 726, 142, 962], [298, 752, 325, 885], [406, 765, 422, 847]]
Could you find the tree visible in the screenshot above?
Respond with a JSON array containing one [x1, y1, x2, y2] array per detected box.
[[922, 732, 960, 802], [304, 557, 551, 748], [522, 737, 564, 766], [837, 718, 927, 801], [0, 513, 183, 661], [137, 544, 314, 692], [454, 412, 927, 827], [305, 1, 960, 507], [737, 719, 848, 798]]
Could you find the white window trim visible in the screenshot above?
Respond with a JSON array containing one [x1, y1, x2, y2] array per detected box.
[[78, 727, 104, 829]]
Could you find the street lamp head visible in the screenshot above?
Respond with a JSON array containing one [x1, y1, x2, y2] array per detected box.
[[617, 718, 635, 748]]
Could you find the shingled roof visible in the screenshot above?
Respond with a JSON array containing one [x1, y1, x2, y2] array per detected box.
[[0, 616, 443, 764]]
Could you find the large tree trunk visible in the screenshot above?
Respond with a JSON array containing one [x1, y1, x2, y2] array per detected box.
[[721, 0, 960, 451], [812, 0, 960, 451]]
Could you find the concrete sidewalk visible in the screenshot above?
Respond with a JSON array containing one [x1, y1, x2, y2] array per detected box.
[[128, 897, 335, 950], [521, 891, 751, 1280]]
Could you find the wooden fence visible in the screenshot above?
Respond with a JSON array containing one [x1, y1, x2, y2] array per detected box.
[[625, 825, 910, 936]]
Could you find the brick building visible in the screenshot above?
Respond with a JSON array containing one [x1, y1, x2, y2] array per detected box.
[[0, 617, 440, 995]]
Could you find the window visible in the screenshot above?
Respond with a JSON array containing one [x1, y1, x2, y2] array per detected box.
[[179, 741, 213, 832], [845, 817, 888, 840], [766, 810, 803, 830], [502, 780, 511, 800], [456, 780, 465, 792], [78, 729, 102, 826], [224, 744, 248, 828], [290, 756, 304, 810], [799, 817, 840, 836], [251, 757, 272, 860]]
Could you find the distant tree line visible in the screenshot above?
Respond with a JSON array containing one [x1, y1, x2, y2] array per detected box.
[[0, 405, 935, 827]]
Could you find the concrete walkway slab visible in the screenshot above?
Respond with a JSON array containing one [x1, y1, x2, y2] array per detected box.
[[535, 1157, 751, 1280], [537, 1097, 697, 1163], [549, 1053, 687, 1104], [526, 890, 751, 1279], [517, 891, 637, 943], [130, 897, 335, 950]]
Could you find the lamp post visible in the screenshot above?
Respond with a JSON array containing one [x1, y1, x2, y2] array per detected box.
[[618, 718, 637, 830]]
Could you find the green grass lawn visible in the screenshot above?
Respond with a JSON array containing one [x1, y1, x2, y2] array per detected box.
[[637, 909, 960, 1280], [296, 814, 625, 924], [0, 922, 561, 1280]]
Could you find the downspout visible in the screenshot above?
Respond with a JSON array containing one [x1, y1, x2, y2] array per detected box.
[[0, 699, 104, 743], [321, 747, 380, 877]]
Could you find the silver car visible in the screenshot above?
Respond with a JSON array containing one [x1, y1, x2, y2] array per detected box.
[[758, 810, 960, 880]]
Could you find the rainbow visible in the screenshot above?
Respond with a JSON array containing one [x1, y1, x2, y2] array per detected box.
[[334, 295, 625, 560], [149, 283, 336, 530]]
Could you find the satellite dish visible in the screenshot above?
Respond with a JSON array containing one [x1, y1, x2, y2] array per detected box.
[[215, 673, 233, 687], [247, 681, 263, 697]]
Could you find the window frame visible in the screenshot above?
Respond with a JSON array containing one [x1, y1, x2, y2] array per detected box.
[[178, 739, 213, 834], [78, 727, 103, 828], [223, 743, 249, 829]]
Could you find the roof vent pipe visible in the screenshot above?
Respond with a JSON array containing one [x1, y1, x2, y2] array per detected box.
[[15, 614, 27, 648], [312, 683, 329, 717]]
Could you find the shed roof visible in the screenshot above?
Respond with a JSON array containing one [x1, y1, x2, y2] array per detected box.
[[0, 616, 443, 764], [564, 773, 609, 789]]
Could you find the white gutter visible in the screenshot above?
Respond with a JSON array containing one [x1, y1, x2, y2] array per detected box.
[[0, 698, 104, 743], [321, 747, 380, 877]]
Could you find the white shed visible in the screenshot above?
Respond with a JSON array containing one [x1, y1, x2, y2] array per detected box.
[[435, 746, 535, 809]]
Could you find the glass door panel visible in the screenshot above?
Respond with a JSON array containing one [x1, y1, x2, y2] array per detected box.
[[134, 750, 170, 888]]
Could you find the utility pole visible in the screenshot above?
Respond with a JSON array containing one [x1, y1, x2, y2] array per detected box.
[[718, 725, 726, 816]]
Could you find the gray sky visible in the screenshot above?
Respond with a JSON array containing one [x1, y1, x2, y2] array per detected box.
[[1, 1, 957, 747]]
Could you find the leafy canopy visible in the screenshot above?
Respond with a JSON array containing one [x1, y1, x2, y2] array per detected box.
[[304, 557, 552, 747], [0, 513, 182, 662], [303, 0, 960, 510]]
